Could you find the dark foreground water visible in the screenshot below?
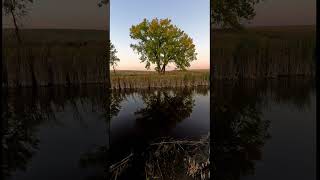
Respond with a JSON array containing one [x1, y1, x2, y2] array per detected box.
[[2, 86, 209, 180], [2, 77, 316, 180], [212, 78, 316, 180]]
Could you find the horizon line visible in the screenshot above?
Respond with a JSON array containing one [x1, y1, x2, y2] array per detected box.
[[3, 24, 316, 31], [110, 68, 210, 71]]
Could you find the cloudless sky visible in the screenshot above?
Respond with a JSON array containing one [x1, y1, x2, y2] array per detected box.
[[110, 0, 210, 70], [251, 0, 316, 26], [2, 0, 108, 30]]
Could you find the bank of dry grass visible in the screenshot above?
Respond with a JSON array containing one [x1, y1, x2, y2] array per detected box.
[[110, 70, 209, 89]]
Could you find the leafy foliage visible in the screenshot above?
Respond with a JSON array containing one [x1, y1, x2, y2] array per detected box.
[[130, 18, 197, 73], [109, 42, 120, 73], [3, 0, 33, 17], [3, 0, 35, 43], [97, 0, 108, 7], [211, 0, 261, 29]]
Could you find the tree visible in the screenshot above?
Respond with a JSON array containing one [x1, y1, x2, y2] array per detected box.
[[97, 0, 108, 7], [211, 0, 261, 29], [130, 18, 197, 73], [109, 42, 120, 73], [3, 0, 34, 44]]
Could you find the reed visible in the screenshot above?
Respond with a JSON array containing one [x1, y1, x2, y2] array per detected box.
[[110, 70, 209, 90], [3, 29, 109, 87], [211, 26, 316, 79]]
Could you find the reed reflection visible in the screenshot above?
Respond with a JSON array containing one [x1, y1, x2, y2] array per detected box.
[[2, 86, 110, 179]]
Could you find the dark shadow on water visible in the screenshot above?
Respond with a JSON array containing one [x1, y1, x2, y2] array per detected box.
[[80, 87, 208, 179], [134, 88, 195, 136], [2, 85, 110, 180], [211, 77, 315, 180], [2, 86, 209, 180]]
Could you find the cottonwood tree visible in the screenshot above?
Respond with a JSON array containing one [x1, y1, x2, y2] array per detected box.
[[130, 18, 197, 73], [109, 42, 120, 73], [211, 0, 261, 29], [3, 0, 34, 43]]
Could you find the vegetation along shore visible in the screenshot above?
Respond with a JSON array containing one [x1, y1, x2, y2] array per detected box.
[[110, 70, 209, 90], [211, 25, 316, 79]]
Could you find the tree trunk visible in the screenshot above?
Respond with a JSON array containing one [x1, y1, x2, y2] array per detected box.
[[161, 64, 166, 74], [10, 8, 23, 87], [156, 61, 161, 73], [113, 66, 116, 74], [10, 8, 22, 44]]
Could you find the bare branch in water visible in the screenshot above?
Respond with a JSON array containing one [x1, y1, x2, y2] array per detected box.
[[108, 134, 210, 179]]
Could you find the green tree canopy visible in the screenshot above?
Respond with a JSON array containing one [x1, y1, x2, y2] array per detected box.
[[109, 42, 120, 73], [211, 0, 261, 29], [130, 18, 197, 73]]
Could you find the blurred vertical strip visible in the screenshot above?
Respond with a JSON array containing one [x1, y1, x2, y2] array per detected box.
[[209, 0, 214, 177], [316, 0, 319, 179], [106, 0, 111, 89], [2, 0, 111, 88]]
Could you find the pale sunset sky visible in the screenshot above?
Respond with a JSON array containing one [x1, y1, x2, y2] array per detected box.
[[110, 0, 210, 71]]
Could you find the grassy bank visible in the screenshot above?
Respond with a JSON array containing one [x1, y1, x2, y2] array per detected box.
[[110, 70, 209, 89], [211, 25, 316, 79]]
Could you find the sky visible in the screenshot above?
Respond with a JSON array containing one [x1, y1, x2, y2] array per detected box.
[[2, 0, 316, 70], [250, 0, 316, 26], [110, 0, 210, 70], [2, 0, 109, 30]]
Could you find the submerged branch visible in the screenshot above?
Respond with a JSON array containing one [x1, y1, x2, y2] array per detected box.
[[109, 153, 133, 172], [108, 134, 210, 179]]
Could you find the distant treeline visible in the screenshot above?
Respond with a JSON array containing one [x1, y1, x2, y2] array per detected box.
[[211, 26, 316, 79], [2, 29, 110, 87]]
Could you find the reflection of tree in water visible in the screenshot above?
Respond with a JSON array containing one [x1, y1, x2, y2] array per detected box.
[[2, 109, 40, 179], [2, 86, 111, 179], [79, 88, 207, 180], [2, 89, 49, 179], [135, 88, 195, 134], [213, 104, 271, 179], [212, 81, 271, 180], [212, 78, 314, 180], [109, 90, 126, 119]]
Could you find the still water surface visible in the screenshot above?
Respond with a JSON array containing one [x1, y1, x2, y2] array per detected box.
[[2, 86, 209, 180], [2, 77, 315, 179], [212, 78, 316, 180]]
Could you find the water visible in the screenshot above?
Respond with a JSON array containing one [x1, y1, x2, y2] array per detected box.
[[2, 77, 316, 180], [212, 78, 316, 180], [2, 86, 209, 180]]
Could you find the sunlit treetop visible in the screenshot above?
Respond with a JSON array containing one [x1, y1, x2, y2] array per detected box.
[[130, 18, 197, 73]]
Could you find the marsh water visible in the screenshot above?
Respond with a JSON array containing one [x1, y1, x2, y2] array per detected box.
[[2, 78, 316, 180], [2, 86, 209, 179], [212, 77, 316, 180]]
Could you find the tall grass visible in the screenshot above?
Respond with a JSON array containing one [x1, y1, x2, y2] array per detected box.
[[3, 29, 109, 87], [110, 70, 209, 89], [211, 26, 316, 79]]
